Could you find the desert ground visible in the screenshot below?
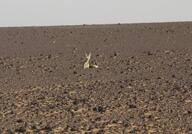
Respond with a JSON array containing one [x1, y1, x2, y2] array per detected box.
[[0, 22, 192, 133]]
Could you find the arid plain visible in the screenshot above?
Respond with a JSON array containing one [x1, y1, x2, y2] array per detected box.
[[0, 22, 192, 133]]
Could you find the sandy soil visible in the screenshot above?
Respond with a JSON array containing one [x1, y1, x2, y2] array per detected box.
[[0, 22, 192, 133]]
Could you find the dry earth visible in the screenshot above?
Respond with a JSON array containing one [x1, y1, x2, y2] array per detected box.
[[0, 22, 192, 133]]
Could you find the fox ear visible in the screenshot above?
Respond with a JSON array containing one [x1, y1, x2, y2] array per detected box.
[[85, 53, 91, 59], [85, 53, 90, 56], [87, 53, 91, 59]]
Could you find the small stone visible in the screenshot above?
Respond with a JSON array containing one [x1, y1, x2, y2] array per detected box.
[[47, 54, 52, 59], [15, 127, 26, 133], [129, 104, 137, 108], [73, 71, 77, 74], [93, 106, 105, 113], [147, 51, 153, 55]]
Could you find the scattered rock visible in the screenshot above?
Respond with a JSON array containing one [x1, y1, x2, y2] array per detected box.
[[93, 106, 106, 113]]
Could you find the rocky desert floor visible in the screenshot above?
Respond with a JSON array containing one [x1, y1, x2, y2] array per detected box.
[[0, 22, 192, 133]]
